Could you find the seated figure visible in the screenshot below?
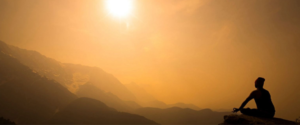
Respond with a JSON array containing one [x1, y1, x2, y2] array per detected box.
[[233, 77, 275, 118]]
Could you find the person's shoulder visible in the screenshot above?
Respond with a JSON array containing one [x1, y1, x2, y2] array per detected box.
[[262, 89, 271, 94], [250, 90, 258, 96]]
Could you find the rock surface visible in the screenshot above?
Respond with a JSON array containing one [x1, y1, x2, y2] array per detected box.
[[0, 117, 15, 124], [220, 114, 298, 125]]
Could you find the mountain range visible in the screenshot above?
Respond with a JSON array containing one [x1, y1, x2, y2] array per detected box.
[[49, 98, 158, 124], [0, 40, 232, 124], [0, 43, 77, 123], [135, 107, 229, 124]]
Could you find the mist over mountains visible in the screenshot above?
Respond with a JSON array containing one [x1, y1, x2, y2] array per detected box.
[[125, 82, 202, 110], [76, 83, 141, 112], [0, 41, 77, 123], [49, 98, 158, 124], [1, 41, 204, 111], [0, 41, 232, 124], [7, 43, 136, 101]]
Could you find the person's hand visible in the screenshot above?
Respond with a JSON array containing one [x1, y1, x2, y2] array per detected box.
[[233, 108, 240, 113]]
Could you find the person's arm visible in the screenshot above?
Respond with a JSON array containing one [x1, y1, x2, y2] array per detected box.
[[239, 96, 253, 109], [233, 91, 255, 112]]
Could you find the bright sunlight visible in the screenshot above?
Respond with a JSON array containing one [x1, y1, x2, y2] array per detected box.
[[106, 0, 133, 18]]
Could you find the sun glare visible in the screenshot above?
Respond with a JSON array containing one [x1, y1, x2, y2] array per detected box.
[[106, 0, 133, 18]]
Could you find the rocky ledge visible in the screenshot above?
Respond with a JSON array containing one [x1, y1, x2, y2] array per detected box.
[[220, 114, 298, 125]]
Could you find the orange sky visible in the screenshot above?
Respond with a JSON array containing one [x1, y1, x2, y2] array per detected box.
[[1, 0, 300, 118]]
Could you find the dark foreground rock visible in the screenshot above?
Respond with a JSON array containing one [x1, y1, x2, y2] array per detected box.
[[220, 114, 298, 125], [0, 117, 15, 124]]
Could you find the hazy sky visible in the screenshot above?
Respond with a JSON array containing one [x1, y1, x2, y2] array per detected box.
[[1, 0, 300, 118]]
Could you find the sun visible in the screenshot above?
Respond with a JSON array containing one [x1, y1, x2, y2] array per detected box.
[[106, 0, 133, 18]]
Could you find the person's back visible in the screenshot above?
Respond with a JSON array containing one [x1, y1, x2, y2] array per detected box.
[[233, 77, 276, 118], [252, 88, 275, 114]]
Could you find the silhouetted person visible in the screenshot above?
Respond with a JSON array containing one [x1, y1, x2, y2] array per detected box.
[[233, 77, 275, 118]]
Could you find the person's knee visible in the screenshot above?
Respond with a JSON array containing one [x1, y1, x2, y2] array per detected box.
[[264, 112, 275, 118], [242, 109, 275, 118], [240, 109, 246, 114], [240, 108, 251, 115]]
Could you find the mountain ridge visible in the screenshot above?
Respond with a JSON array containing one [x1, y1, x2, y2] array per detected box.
[[0, 41, 140, 112], [0, 42, 160, 124], [0, 44, 78, 123], [0, 41, 136, 102], [1, 41, 204, 112], [48, 97, 159, 124], [135, 107, 231, 124]]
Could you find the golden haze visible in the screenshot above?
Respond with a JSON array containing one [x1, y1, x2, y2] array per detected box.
[[0, 0, 300, 120]]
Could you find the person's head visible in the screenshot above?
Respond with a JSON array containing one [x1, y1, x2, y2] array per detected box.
[[255, 77, 265, 89]]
